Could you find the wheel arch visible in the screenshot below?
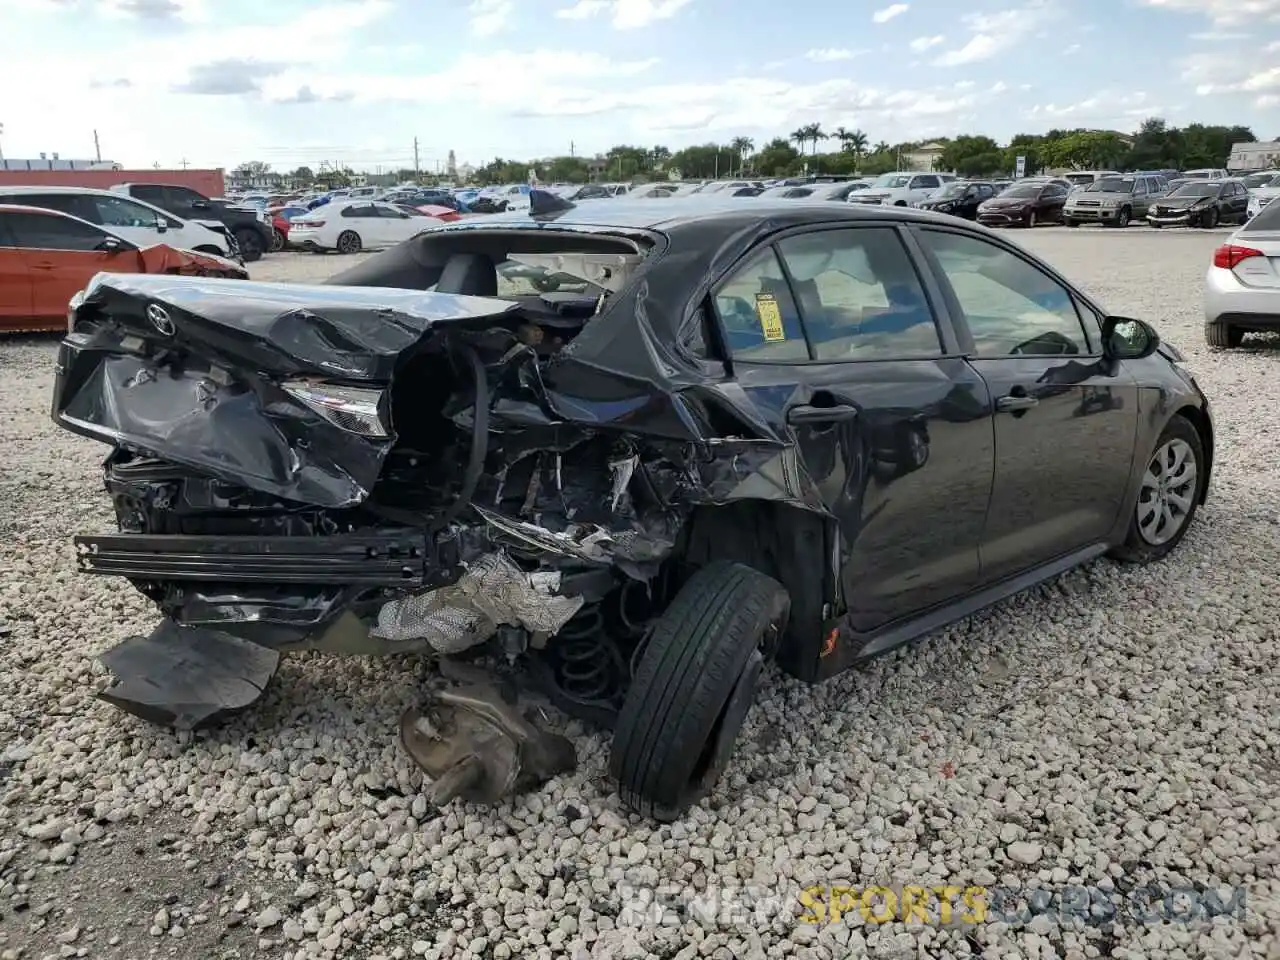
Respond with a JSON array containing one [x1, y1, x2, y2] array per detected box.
[[1173, 403, 1214, 504], [678, 500, 833, 682]]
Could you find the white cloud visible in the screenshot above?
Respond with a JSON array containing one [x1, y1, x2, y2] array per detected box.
[[1190, 30, 1250, 39], [932, 3, 1055, 67], [553, 0, 692, 28], [1064, 43, 1080, 54], [468, 0, 511, 36], [872, 3, 908, 23], [555, 0, 608, 18], [909, 35, 944, 52], [805, 48, 858, 61], [1140, 0, 1280, 27]]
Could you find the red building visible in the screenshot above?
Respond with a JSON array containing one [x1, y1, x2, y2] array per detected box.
[[0, 167, 226, 197]]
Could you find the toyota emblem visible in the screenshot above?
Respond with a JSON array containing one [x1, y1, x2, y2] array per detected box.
[[146, 303, 175, 336]]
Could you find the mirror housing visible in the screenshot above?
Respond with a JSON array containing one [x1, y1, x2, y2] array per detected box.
[[191, 199, 210, 210], [154, 216, 168, 233], [1102, 316, 1160, 361]]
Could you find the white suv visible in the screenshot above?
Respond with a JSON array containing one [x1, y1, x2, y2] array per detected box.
[[0, 186, 238, 259], [847, 172, 955, 206]]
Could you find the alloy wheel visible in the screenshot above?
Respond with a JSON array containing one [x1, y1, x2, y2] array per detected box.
[[1136, 438, 1197, 546]]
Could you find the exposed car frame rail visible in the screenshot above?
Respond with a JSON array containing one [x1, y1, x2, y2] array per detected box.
[[73, 533, 426, 585]]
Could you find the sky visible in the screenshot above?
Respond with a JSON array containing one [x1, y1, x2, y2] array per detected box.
[[0, 0, 1277, 173]]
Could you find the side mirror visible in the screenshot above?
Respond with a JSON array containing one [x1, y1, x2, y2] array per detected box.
[[154, 216, 168, 233], [1102, 316, 1160, 360], [99, 237, 124, 253], [191, 200, 210, 210]]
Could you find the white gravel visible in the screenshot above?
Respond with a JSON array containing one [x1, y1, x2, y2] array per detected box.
[[2, 227, 1278, 960]]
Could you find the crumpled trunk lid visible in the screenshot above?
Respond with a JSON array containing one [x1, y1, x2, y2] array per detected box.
[[52, 274, 520, 507]]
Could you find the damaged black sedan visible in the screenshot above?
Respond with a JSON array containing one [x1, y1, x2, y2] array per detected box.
[[53, 192, 1214, 821]]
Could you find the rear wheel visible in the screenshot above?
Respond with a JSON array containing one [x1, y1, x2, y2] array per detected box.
[[270, 228, 286, 252], [1110, 416, 1204, 564], [336, 230, 362, 254], [609, 562, 789, 822], [1204, 322, 1244, 348], [233, 227, 264, 262]]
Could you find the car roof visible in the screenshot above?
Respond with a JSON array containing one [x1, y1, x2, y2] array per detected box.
[[438, 193, 987, 236], [0, 184, 130, 197], [0, 202, 128, 237]]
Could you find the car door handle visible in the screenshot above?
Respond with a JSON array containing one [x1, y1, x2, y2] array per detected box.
[[787, 403, 859, 424], [996, 394, 1039, 412], [31, 262, 55, 270]]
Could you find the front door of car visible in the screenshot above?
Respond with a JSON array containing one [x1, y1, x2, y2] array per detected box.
[[1041, 183, 1068, 220], [1225, 182, 1249, 220], [5, 210, 139, 320], [913, 226, 1139, 584], [708, 224, 996, 633], [374, 203, 419, 243], [0, 213, 35, 324], [83, 193, 175, 247]]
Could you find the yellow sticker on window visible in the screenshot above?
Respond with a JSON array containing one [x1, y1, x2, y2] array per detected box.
[[755, 293, 785, 341]]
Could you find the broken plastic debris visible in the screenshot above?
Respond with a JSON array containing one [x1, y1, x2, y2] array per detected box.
[[372, 551, 584, 653]]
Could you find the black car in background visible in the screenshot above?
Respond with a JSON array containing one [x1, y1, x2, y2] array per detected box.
[[976, 178, 1070, 227], [1148, 178, 1251, 228], [111, 183, 275, 262], [54, 193, 1214, 821], [916, 180, 999, 219]]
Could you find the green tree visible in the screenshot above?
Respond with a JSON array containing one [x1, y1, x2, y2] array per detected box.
[[669, 143, 740, 179], [751, 137, 802, 177], [289, 165, 315, 182], [730, 136, 754, 175], [847, 129, 869, 161]]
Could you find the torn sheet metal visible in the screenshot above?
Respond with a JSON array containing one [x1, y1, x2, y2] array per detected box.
[[372, 551, 584, 652], [97, 619, 280, 730]]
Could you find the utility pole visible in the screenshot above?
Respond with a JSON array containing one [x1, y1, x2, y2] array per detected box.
[[413, 137, 420, 180], [0, 122, 6, 164], [570, 140, 575, 158], [93, 129, 101, 162], [180, 157, 189, 170]]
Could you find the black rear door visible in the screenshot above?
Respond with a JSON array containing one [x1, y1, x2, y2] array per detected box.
[[911, 225, 1138, 584], [708, 222, 996, 635]]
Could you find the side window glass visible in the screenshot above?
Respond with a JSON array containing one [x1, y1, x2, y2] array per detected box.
[[5, 211, 109, 251], [92, 195, 160, 228], [776, 228, 942, 360], [919, 229, 1090, 357], [131, 186, 164, 205], [712, 246, 809, 362], [18, 193, 81, 217]]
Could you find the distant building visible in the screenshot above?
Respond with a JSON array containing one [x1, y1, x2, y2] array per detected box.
[[2, 156, 121, 171], [447, 150, 457, 177], [902, 142, 947, 171], [1229, 141, 1280, 171]]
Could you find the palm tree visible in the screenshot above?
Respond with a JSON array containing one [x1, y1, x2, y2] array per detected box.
[[790, 128, 808, 154], [834, 127, 853, 152], [873, 140, 891, 155], [730, 136, 754, 175], [801, 123, 828, 156], [848, 129, 869, 161]]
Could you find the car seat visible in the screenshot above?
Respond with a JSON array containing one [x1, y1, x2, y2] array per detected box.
[[436, 253, 498, 296]]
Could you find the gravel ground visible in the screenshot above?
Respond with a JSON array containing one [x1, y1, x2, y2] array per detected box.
[[2, 227, 1278, 960]]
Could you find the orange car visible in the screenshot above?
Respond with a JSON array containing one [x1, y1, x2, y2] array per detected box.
[[0, 203, 247, 333]]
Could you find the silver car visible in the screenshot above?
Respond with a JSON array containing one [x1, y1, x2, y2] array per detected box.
[[1203, 198, 1280, 347]]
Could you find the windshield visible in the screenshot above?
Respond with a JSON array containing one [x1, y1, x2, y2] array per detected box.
[[1169, 182, 1221, 198], [1184, 170, 1215, 178], [872, 175, 910, 188], [1089, 178, 1135, 193], [1002, 184, 1042, 199], [935, 182, 969, 198], [1064, 174, 1095, 185]]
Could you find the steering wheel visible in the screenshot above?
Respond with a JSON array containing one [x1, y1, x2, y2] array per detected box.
[[1010, 330, 1079, 356]]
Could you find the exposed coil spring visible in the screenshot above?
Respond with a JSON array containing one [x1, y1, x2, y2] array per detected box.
[[555, 606, 614, 702]]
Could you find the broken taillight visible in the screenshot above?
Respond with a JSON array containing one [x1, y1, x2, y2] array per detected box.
[[282, 380, 389, 438], [1212, 243, 1264, 269]]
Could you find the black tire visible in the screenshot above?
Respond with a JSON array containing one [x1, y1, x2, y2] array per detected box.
[[336, 230, 362, 254], [894, 200, 907, 207], [1114, 207, 1131, 228], [532, 275, 560, 293], [1109, 415, 1205, 564], [1150, 221, 1162, 229], [1026, 209, 1038, 228], [192, 245, 224, 256], [1065, 218, 1079, 228], [609, 562, 789, 822], [1203, 207, 1220, 229], [233, 227, 264, 262], [1204, 322, 1244, 348], [270, 228, 286, 253]]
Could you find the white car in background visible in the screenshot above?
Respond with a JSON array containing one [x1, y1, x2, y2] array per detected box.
[[0, 185, 239, 260], [1245, 173, 1280, 219], [847, 172, 955, 206], [1204, 195, 1280, 347], [288, 199, 429, 254]]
